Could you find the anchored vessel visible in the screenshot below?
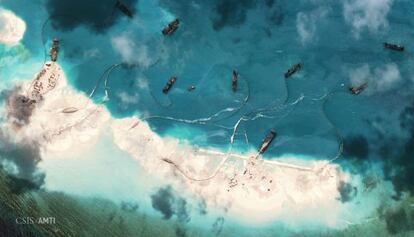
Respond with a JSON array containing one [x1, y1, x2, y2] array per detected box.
[[258, 129, 277, 155], [231, 70, 238, 91], [162, 19, 180, 36], [349, 83, 367, 95], [50, 38, 59, 62], [384, 42, 404, 52], [163, 76, 177, 94], [116, 0, 133, 18], [284, 63, 302, 78]]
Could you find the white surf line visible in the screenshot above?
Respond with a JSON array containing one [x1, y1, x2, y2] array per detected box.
[[161, 115, 245, 181], [145, 75, 251, 125], [251, 67, 304, 117], [143, 115, 233, 131], [320, 88, 348, 166], [89, 63, 121, 98], [145, 107, 236, 125], [210, 75, 251, 123], [230, 116, 246, 144], [243, 93, 305, 122], [244, 130, 249, 145]]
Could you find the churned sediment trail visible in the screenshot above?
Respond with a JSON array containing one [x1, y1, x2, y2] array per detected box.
[[37, 8, 352, 182]]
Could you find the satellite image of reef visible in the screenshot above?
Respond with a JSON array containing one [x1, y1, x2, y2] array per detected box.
[[0, 0, 414, 236]]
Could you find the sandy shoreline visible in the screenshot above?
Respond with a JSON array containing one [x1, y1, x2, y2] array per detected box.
[[3, 61, 385, 227]]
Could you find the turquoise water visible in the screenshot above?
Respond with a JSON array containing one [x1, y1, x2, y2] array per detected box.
[[44, 0, 413, 162], [2, 0, 414, 235], [2, 0, 414, 191]]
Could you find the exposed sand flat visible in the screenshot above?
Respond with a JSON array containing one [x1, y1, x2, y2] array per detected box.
[[27, 62, 61, 101], [6, 62, 382, 227]]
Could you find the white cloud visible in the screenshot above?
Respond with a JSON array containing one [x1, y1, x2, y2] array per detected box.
[[116, 91, 139, 106], [296, 7, 329, 44], [342, 0, 393, 37], [111, 34, 152, 68], [349, 64, 371, 85], [349, 63, 401, 93], [297, 13, 315, 44], [373, 63, 400, 91], [83, 48, 100, 59], [0, 8, 26, 46], [136, 77, 149, 90]]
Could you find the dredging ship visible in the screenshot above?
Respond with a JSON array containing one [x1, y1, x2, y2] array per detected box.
[[384, 42, 404, 52], [162, 19, 180, 36], [49, 38, 59, 62], [163, 76, 177, 94], [232, 70, 238, 91], [284, 63, 302, 78], [349, 83, 367, 95], [116, 0, 133, 18], [258, 129, 277, 155]]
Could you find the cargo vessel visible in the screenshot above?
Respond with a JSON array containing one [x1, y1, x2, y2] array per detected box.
[[162, 19, 180, 36], [384, 42, 404, 52], [232, 70, 238, 91], [49, 38, 59, 62], [284, 63, 302, 78], [258, 129, 277, 155], [163, 76, 177, 94], [349, 83, 367, 95]]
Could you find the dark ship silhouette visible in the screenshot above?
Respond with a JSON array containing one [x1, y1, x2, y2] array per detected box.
[[349, 83, 367, 95], [384, 42, 404, 52], [116, 0, 133, 18], [258, 130, 277, 155], [231, 70, 238, 91], [284, 63, 302, 78], [163, 76, 177, 94], [162, 19, 180, 36], [50, 38, 59, 62]]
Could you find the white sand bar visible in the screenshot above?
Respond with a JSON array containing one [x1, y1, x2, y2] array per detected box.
[[5, 62, 384, 228]]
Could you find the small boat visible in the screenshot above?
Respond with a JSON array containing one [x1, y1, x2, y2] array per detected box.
[[187, 85, 196, 92], [128, 121, 140, 130], [62, 107, 78, 113], [163, 76, 177, 94], [162, 19, 180, 36], [161, 158, 174, 164], [384, 42, 404, 52], [231, 70, 238, 91], [116, 0, 133, 18], [284, 63, 301, 78], [50, 38, 59, 62], [349, 83, 367, 95], [258, 129, 277, 155]]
